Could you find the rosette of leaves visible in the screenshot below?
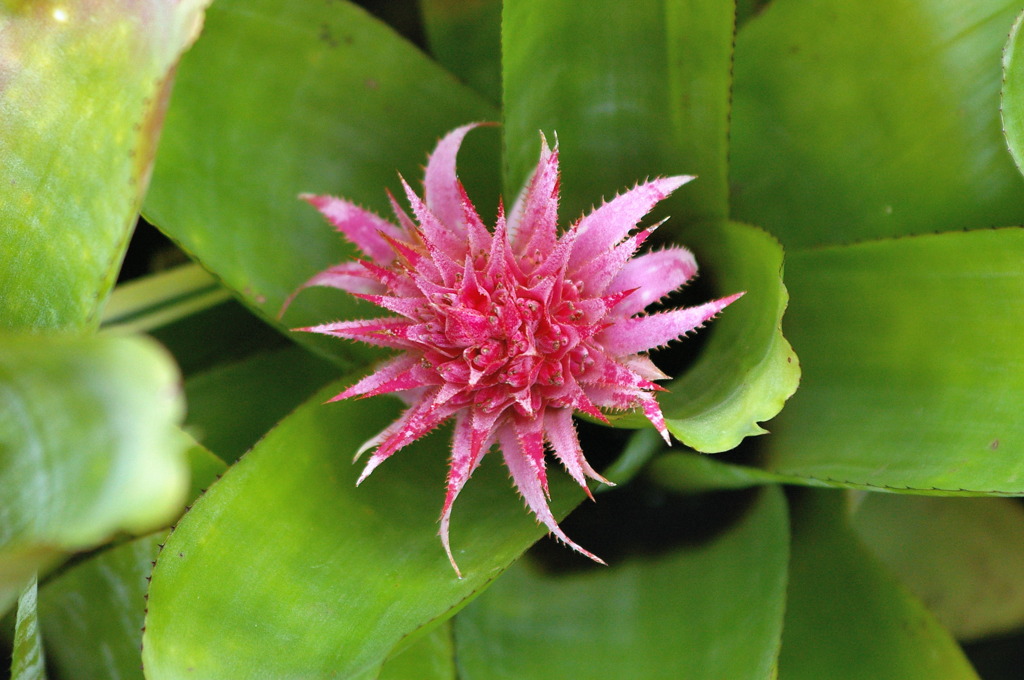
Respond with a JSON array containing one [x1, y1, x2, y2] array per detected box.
[[6, 0, 1024, 678]]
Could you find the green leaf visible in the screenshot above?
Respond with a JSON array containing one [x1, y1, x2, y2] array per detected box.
[[0, 332, 188, 616], [1001, 9, 1024, 178], [12, 575, 45, 680], [731, 0, 1024, 248], [502, 0, 736, 225], [651, 450, 790, 493], [184, 345, 340, 463], [780, 490, 978, 680], [38, 534, 163, 680], [144, 0, 499, 363], [455, 486, 789, 680], [378, 622, 455, 680], [101, 264, 230, 335], [142, 378, 587, 679], [36, 448, 225, 680], [762, 229, 1024, 493], [420, 0, 502, 105], [853, 495, 1024, 642], [0, 0, 210, 331], [660, 222, 799, 452]]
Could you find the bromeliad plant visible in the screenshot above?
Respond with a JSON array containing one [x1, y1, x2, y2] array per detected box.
[[4, 1, 1024, 679]]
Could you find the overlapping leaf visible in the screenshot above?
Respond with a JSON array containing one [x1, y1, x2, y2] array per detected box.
[[780, 491, 978, 679], [143, 0, 499, 364], [142, 378, 587, 679], [762, 229, 1024, 493], [0, 0, 209, 330], [455, 487, 788, 680], [732, 0, 1024, 247], [0, 333, 189, 616]]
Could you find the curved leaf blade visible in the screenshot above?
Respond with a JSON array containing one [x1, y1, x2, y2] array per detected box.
[[142, 379, 586, 679], [781, 490, 978, 680], [0, 333, 189, 616], [0, 0, 209, 330], [853, 495, 1024, 642], [420, 0, 502, 105], [143, 0, 499, 363], [763, 229, 1024, 493], [455, 486, 789, 680], [502, 0, 735, 225], [732, 0, 1024, 247]]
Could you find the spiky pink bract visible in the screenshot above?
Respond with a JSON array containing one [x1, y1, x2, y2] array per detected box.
[[293, 124, 741, 576]]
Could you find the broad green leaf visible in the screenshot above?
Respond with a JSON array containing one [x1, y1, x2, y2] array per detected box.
[[144, 0, 499, 363], [853, 495, 1024, 642], [36, 448, 225, 680], [12, 575, 45, 680], [420, 0, 502, 104], [0, 333, 188, 616], [780, 490, 978, 680], [455, 486, 788, 680], [503, 0, 735, 225], [142, 378, 587, 679], [38, 533, 163, 680], [762, 229, 1024, 493], [378, 622, 455, 680], [0, 0, 210, 330], [731, 0, 1024, 247], [1001, 9, 1024, 178], [184, 345, 340, 463]]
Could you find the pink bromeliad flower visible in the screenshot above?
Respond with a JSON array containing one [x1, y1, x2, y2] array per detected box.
[[293, 124, 741, 576]]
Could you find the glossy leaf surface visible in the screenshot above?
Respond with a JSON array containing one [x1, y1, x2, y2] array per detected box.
[[456, 487, 788, 680], [0, 333, 188, 616], [780, 490, 978, 680], [732, 0, 1024, 247], [763, 229, 1024, 493], [12, 575, 44, 680], [144, 0, 499, 363], [503, 0, 735, 224], [142, 378, 586, 679], [853, 495, 1024, 641], [0, 0, 209, 330], [420, 0, 502, 104]]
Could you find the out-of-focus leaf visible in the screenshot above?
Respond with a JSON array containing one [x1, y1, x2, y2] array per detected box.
[[39, 534, 163, 680], [0, 0, 210, 330], [732, 0, 1024, 247], [378, 622, 455, 680], [184, 345, 340, 463], [762, 229, 1024, 493], [144, 0, 499, 364], [0, 333, 188, 616], [101, 264, 229, 334], [853, 495, 1024, 642], [37, 447, 225, 680], [455, 486, 788, 680], [503, 0, 735, 225], [781, 490, 978, 680], [142, 377, 586, 679], [420, 0, 502, 104], [1001, 9, 1024, 178], [12, 575, 45, 680]]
